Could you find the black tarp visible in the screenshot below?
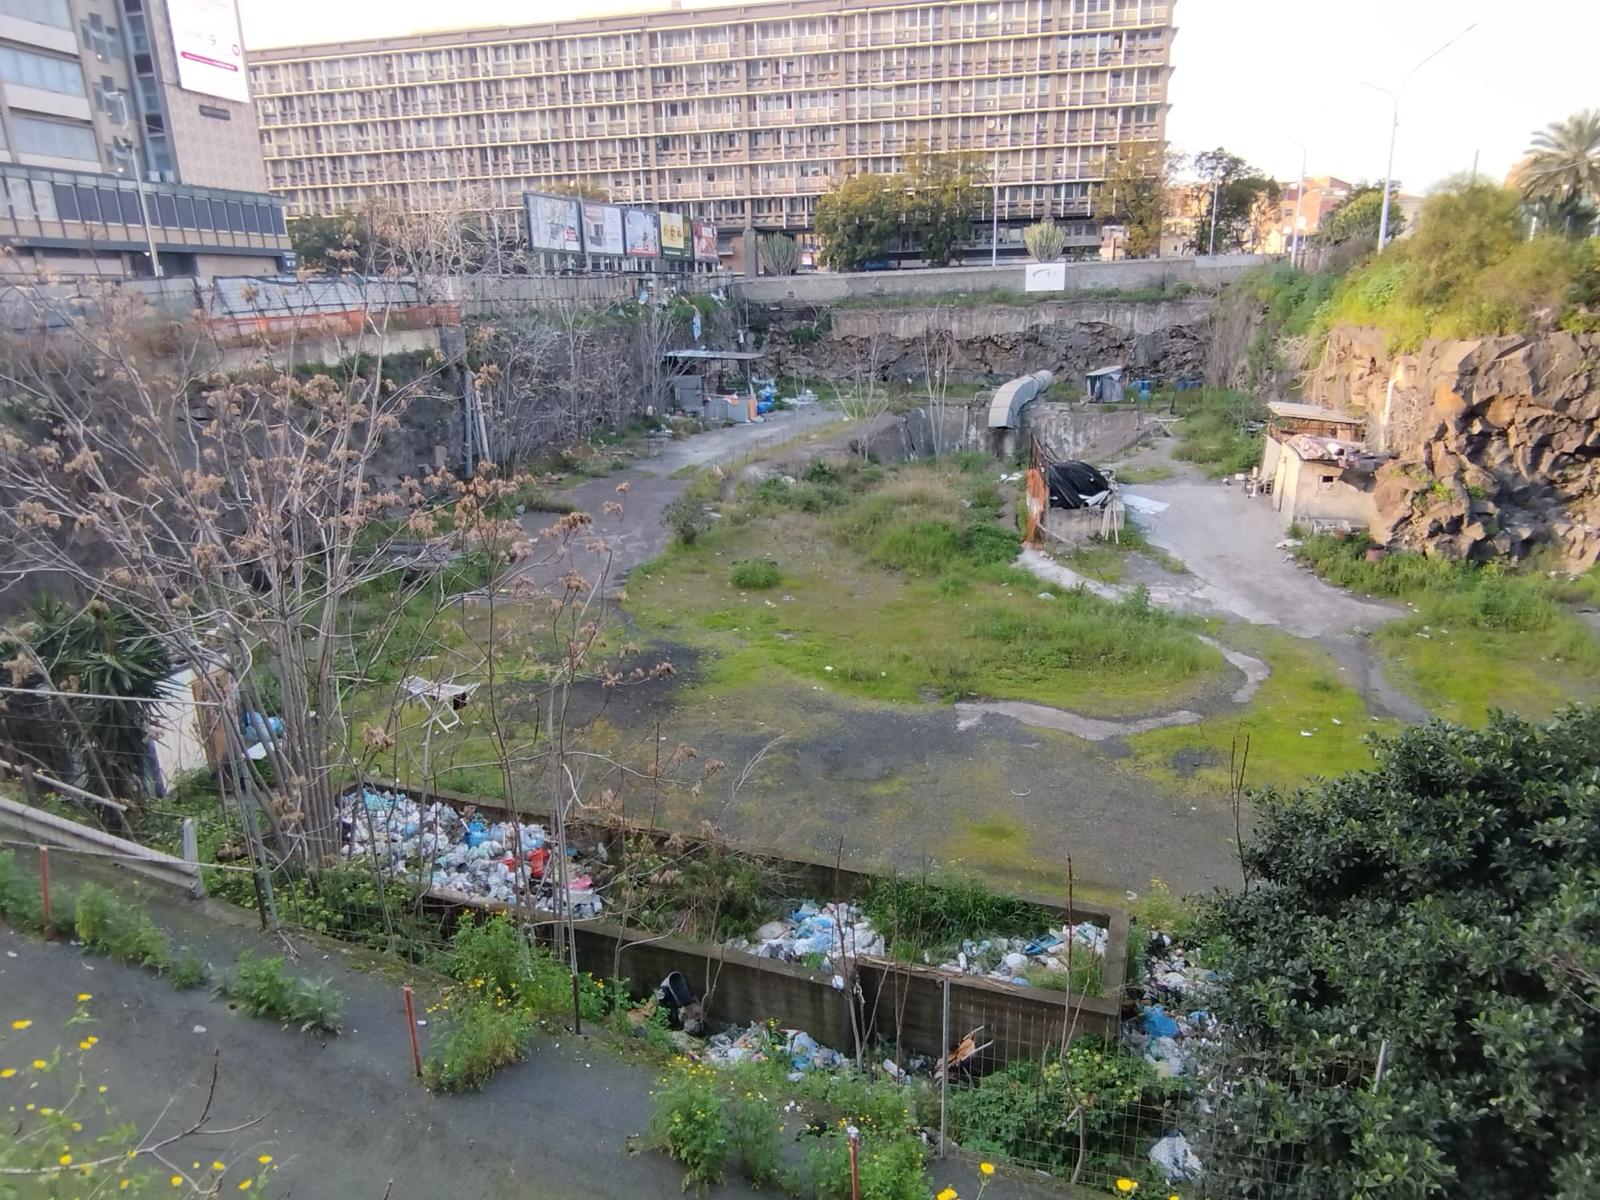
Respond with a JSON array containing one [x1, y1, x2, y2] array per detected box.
[[1046, 461, 1113, 509]]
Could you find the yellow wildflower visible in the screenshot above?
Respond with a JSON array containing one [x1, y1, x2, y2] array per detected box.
[[121, 1182, 130, 1191], [170, 1176, 183, 1187], [76, 994, 92, 1002], [937, 1190, 959, 1200], [0, 1069, 15, 1079], [257, 1155, 273, 1165], [31, 1060, 46, 1070], [79, 1041, 93, 1051], [980, 1162, 995, 1176], [9, 1019, 30, 1030], [98, 1086, 108, 1094], [1115, 1180, 1139, 1194], [212, 1161, 227, 1171], [239, 1180, 253, 1191], [85, 1037, 98, 1046], [59, 1154, 72, 1166]]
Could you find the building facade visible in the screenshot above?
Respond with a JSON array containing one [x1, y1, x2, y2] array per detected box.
[[249, 0, 1175, 260], [0, 0, 289, 275]]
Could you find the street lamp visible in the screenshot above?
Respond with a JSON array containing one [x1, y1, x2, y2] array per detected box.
[[1287, 137, 1308, 269], [1364, 23, 1476, 252], [112, 136, 162, 278]]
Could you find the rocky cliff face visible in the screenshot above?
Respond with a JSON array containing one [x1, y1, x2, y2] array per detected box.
[[1309, 329, 1600, 565], [758, 298, 1212, 385]]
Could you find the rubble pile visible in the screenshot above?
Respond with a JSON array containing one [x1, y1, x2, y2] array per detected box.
[[338, 788, 605, 916], [703, 1023, 850, 1077]]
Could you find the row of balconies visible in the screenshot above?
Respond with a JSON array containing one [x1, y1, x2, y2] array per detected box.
[[253, 12, 1173, 95], [273, 118, 1158, 163], [265, 86, 1164, 142], [263, 46, 1168, 102]]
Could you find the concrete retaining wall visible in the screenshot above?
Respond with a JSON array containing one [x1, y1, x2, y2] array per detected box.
[[739, 255, 1268, 306], [1021, 404, 1150, 463], [370, 777, 1129, 1060]]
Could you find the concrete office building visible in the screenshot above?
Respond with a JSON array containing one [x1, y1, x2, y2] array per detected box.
[[0, 0, 290, 276], [249, 0, 1175, 262]]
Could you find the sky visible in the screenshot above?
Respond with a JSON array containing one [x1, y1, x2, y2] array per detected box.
[[236, 0, 1597, 194]]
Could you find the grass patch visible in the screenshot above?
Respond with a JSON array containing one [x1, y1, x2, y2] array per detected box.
[[1109, 463, 1175, 484], [1297, 532, 1600, 722], [1128, 628, 1393, 794], [74, 883, 172, 970], [729, 558, 783, 590], [1170, 388, 1264, 478], [215, 950, 345, 1034], [631, 460, 1225, 716]]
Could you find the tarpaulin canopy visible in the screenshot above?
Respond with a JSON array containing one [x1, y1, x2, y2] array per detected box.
[[1046, 460, 1113, 509]]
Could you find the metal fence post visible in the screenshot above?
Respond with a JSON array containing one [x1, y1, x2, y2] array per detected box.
[[939, 976, 950, 1159], [180, 818, 204, 897]]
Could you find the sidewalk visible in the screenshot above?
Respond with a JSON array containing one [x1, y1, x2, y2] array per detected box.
[[1, 855, 763, 1200]]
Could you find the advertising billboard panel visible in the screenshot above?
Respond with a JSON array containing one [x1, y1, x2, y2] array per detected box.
[[659, 212, 689, 259], [170, 0, 249, 103], [523, 194, 583, 254], [692, 221, 719, 261], [623, 209, 660, 258], [581, 202, 624, 256]]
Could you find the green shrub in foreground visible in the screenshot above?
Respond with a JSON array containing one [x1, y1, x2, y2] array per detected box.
[[422, 999, 535, 1093], [74, 883, 171, 970], [216, 950, 344, 1034], [649, 1070, 732, 1192], [807, 1128, 927, 1200], [730, 558, 783, 589]]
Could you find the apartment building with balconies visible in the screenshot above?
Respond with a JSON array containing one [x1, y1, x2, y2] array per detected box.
[[0, 0, 290, 276], [250, 0, 1175, 261]]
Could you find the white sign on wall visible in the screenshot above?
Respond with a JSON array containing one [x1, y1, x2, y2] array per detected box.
[[170, 0, 249, 104], [1024, 262, 1067, 292]]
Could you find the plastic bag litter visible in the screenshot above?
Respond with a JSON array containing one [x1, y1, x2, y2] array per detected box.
[[1149, 1133, 1204, 1182]]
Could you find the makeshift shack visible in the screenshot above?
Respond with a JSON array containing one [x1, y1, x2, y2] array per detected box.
[[1023, 439, 1122, 545], [1085, 364, 1125, 404], [1265, 432, 1385, 531], [663, 348, 766, 424]]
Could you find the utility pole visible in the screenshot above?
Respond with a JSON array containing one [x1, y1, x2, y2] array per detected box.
[[1367, 23, 1477, 252], [1207, 173, 1219, 257], [991, 151, 1000, 267], [115, 136, 162, 278], [1288, 138, 1308, 269]]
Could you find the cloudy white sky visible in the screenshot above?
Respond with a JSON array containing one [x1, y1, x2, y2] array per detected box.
[[237, 0, 1595, 193]]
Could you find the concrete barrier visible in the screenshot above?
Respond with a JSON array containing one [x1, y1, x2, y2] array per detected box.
[[366, 777, 1129, 1061], [0, 795, 204, 898], [737, 255, 1269, 306]]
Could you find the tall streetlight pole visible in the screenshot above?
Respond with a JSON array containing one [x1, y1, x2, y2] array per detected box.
[[991, 150, 1000, 267], [1287, 138, 1308, 269], [1366, 23, 1477, 252], [114, 136, 162, 278]]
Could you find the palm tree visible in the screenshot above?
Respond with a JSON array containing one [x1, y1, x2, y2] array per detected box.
[[1517, 110, 1600, 233]]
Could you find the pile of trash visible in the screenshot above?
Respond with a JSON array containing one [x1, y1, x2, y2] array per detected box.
[[724, 902, 886, 966], [933, 923, 1108, 986], [337, 787, 605, 917], [1122, 934, 1217, 1079], [723, 899, 1108, 990], [703, 1022, 851, 1078], [1123, 933, 1219, 1187]]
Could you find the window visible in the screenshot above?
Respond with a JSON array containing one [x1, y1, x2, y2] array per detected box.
[[0, 0, 69, 27], [13, 116, 98, 162], [0, 45, 86, 95]]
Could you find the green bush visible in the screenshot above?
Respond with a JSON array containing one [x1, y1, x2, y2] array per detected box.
[[438, 913, 580, 1020], [871, 519, 962, 574], [215, 950, 344, 1034], [422, 999, 536, 1093], [649, 1071, 732, 1192], [807, 1129, 927, 1200], [861, 875, 1056, 961], [946, 1045, 1162, 1177], [730, 558, 783, 590], [957, 523, 1020, 566], [663, 493, 715, 545], [0, 850, 44, 929], [727, 1095, 783, 1188], [74, 884, 172, 970], [1172, 388, 1265, 477]]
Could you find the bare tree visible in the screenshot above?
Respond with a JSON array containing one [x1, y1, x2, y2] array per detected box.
[[837, 333, 891, 460], [918, 304, 958, 456]]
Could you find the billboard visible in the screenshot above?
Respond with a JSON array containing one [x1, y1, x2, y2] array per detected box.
[[581, 202, 624, 256], [523, 194, 582, 254], [170, 0, 249, 104], [659, 212, 689, 260], [623, 209, 660, 258], [692, 221, 719, 261]]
